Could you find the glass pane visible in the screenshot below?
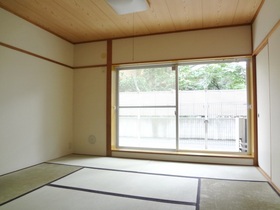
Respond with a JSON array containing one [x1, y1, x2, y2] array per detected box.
[[118, 66, 176, 150], [118, 67, 175, 106], [178, 61, 248, 152], [118, 108, 176, 149]]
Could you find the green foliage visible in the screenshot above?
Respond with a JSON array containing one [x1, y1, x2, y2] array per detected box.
[[179, 62, 246, 90], [119, 62, 246, 92], [119, 67, 175, 92]]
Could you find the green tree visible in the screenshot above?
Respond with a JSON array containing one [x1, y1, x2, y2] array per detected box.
[[119, 67, 175, 92], [178, 62, 246, 90], [119, 62, 246, 92]]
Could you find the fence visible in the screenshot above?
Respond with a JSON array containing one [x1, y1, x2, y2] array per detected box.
[[118, 90, 247, 151]]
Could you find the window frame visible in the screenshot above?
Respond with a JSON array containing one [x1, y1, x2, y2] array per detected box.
[[113, 58, 253, 156]]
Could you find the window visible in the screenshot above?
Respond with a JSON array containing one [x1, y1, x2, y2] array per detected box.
[[117, 66, 176, 149], [116, 60, 250, 154]]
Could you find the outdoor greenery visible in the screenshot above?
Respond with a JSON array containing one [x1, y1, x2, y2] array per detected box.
[[119, 62, 247, 92]]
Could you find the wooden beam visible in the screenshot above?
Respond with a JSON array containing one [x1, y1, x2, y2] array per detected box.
[[106, 39, 112, 156], [252, 55, 258, 166]]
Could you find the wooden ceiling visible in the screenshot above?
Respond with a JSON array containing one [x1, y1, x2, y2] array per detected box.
[[0, 0, 263, 44]]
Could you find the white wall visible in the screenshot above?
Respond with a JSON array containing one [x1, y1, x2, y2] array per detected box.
[[253, 0, 280, 51], [0, 9, 74, 175], [268, 26, 280, 189], [253, 0, 280, 190], [74, 41, 107, 67], [113, 25, 251, 64], [73, 40, 108, 156], [73, 67, 107, 156], [72, 25, 252, 164], [256, 45, 271, 176], [0, 8, 73, 67]]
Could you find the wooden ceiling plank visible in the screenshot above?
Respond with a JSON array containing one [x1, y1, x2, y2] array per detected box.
[[150, 0, 175, 31], [136, 0, 175, 34], [90, 0, 146, 38], [133, 13, 151, 36], [188, 0, 204, 29], [233, 0, 263, 25], [0, 0, 263, 43], [165, 0, 204, 31], [202, 0, 216, 27], [31, 0, 91, 41], [202, 0, 239, 27], [82, 0, 127, 39], [164, 0, 189, 31], [216, 0, 239, 26], [58, 0, 124, 41], [51, 0, 107, 41]]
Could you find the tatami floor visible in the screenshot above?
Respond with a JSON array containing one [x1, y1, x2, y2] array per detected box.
[[0, 154, 279, 210]]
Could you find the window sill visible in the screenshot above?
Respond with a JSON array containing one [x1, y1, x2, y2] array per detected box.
[[111, 148, 254, 159]]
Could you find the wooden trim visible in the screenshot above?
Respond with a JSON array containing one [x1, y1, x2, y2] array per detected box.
[[72, 39, 108, 45], [113, 55, 254, 161], [73, 64, 107, 69], [0, 42, 73, 69], [253, 19, 280, 56], [251, 0, 265, 24], [106, 39, 112, 157], [269, 181, 280, 196], [1, 42, 106, 70], [253, 40, 268, 56], [112, 149, 254, 159], [252, 56, 258, 166], [250, 24, 254, 54], [257, 167, 280, 195], [113, 153, 254, 166], [112, 54, 252, 67]]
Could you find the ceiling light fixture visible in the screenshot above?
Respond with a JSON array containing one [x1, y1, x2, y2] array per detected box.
[[106, 0, 149, 15]]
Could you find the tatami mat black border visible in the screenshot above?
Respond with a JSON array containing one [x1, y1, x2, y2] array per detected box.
[[268, 182, 280, 197], [47, 161, 280, 202], [46, 161, 268, 183], [1, 160, 279, 209], [196, 178, 201, 210], [48, 183, 197, 206], [0, 185, 45, 206]]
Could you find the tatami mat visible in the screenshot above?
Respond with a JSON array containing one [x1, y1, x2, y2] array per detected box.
[[0, 163, 81, 205], [1, 155, 278, 210], [0, 186, 195, 210], [49, 154, 266, 181], [200, 179, 280, 210], [52, 168, 198, 203]]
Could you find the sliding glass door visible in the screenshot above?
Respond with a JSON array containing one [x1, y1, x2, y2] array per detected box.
[[178, 62, 248, 152], [117, 60, 249, 153], [117, 66, 177, 149]]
